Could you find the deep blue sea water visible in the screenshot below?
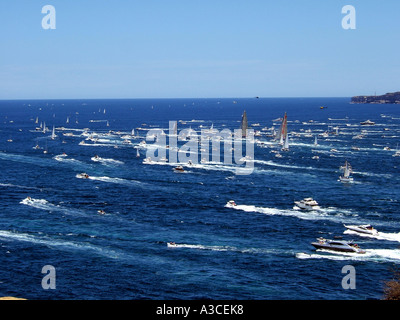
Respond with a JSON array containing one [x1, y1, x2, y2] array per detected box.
[[0, 97, 399, 300]]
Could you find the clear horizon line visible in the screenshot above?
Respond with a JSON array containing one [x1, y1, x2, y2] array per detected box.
[[0, 96, 352, 101]]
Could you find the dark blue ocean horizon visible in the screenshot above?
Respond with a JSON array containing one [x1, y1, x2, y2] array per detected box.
[[0, 97, 399, 300]]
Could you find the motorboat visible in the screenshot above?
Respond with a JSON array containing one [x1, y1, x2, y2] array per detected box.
[[311, 238, 366, 254], [344, 224, 379, 236], [226, 200, 237, 207], [91, 155, 101, 161], [173, 166, 184, 172], [294, 198, 320, 210], [143, 157, 153, 164], [167, 242, 178, 248], [360, 120, 375, 126], [77, 173, 90, 179], [97, 210, 106, 215]]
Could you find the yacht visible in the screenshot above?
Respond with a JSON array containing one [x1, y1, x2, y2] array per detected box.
[[344, 224, 379, 236], [311, 238, 366, 254], [294, 198, 320, 210]]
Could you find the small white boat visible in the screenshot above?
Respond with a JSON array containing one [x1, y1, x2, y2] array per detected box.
[[294, 198, 320, 211], [226, 200, 237, 207], [91, 155, 101, 162], [167, 242, 178, 248], [344, 224, 379, 236], [76, 173, 90, 179], [143, 157, 153, 164]]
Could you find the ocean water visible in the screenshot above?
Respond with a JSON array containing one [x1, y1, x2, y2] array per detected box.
[[0, 97, 399, 300]]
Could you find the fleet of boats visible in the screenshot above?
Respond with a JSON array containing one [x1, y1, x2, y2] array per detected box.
[[21, 108, 400, 259]]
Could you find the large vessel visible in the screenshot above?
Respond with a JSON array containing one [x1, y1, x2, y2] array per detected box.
[[311, 238, 365, 254], [294, 198, 320, 210]]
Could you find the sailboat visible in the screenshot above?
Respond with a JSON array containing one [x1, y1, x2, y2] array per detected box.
[[339, 160, 354, 182], [51, 126, 56, 140], [314, 135, 318, 146], [136, 148, 140, 158], [276, 112, 288, 145], [240, 110, 248, 138], [281, 131, 289, 151]]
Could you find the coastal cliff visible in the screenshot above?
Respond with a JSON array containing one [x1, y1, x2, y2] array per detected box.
[[351, 91, 400, 104]]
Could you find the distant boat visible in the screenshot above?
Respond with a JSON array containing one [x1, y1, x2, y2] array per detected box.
[[281, 131, 289, 151], [314, 135, 318, 146], [339, 160, 354, 182], [51, 126, 56, 140], [276, 112, 288, 145], [360, 120, 375, 126], [136, 148, 140, 158], [240, 110, 248, 138]]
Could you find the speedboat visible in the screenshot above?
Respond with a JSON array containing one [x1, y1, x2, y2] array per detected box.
[[226, 200, 237, 207], [167, 242, 178, 248], [77, 173, 90, 179], [91, 155, 102, 162], [294, 198, 320, 210], [311, 238, 366, 254], [173, 166, 184, 172], [344, 224, 379, 236], [97, 210, 106, 215]]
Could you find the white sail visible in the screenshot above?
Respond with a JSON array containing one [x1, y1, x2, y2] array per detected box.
[[282, 132, 289, 151], [51, 126, 56, 139], [314, 135, 318, 146], [276, 112, 287, 145]]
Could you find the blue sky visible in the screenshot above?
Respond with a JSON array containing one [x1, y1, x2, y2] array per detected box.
[[0, 0, 399, 99]]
